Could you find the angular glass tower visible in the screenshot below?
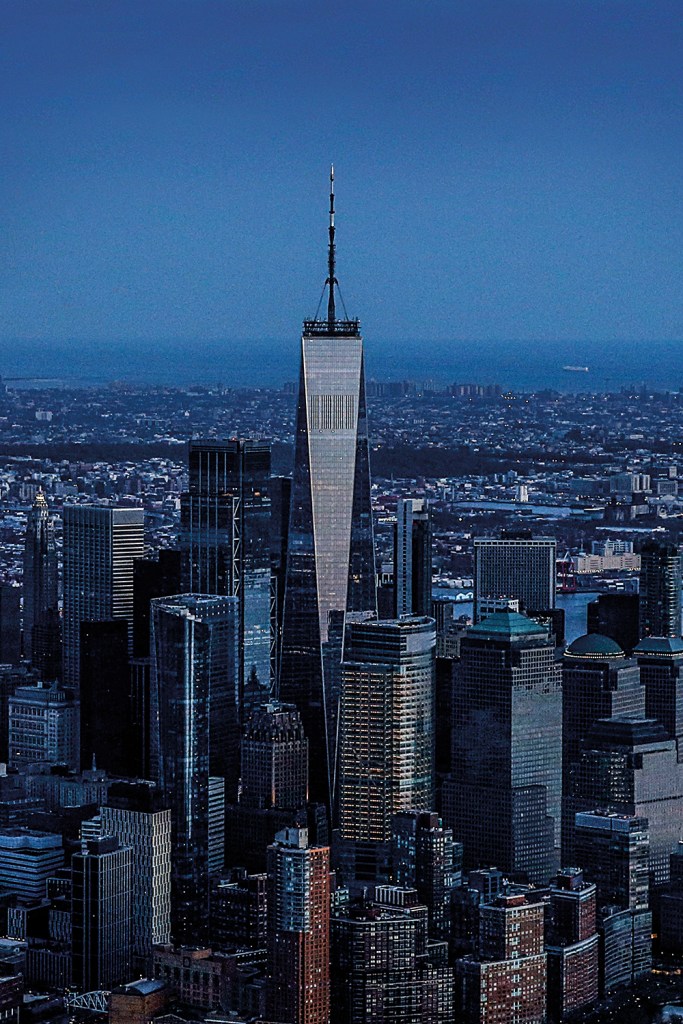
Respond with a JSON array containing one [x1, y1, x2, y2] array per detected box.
[[279, 168, 376, 811]]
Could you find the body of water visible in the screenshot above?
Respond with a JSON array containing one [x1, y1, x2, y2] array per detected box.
[[452, 500, 579, 518], [434, 587, 598, 645], [2, 336, 682, 391]]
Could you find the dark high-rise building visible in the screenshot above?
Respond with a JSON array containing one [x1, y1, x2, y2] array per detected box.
[[639, 539, 682, 639], [444, 611, 562, 884], [395, 498, 432, 617], [473, 533, 556, 623], [455, 890, 547, 1024], [22, 492, 58, 668], [331, 887, 454, 1024], [132, 550, 182, 659], [180, 437, 273, 709], [587, 593, 640, 654], [210, 867, 267, 952], [545, 869, 599, 1022], [71, 836, 132, 991], [129, 550, 183, 779], [568, 717, 683, 883], [270, 474, 292, 660], [573, 812, 649, 912], [80, 620, 132, 775], [338, 617, 435, 883], [280, 169, 377, 813], [635, 635, 683, 756], [572, 812, 652, 994], [240, 701, 308, 811], [0, 587, 21, 666], [267, 827, 330, 1024], [561, 634, 644, 862], [391, 810, 461, 940], [224, 701, 308, 872], [62, 505, 145, 688], [151, 594, 239, 944]]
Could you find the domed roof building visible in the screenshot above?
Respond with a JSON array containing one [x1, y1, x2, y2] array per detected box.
[[564, 633, 625, 660]]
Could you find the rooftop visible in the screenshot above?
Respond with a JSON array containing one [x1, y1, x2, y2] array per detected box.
[[468, 610, 549, 641], [564, 632, 625, 660], [634, 636, 683, 658]]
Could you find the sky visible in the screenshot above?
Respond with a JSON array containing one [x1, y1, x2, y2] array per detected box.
[[1, 0, 682, 351]]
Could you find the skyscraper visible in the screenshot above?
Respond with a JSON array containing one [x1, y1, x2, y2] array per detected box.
[[636, 635, 683, 754], [573, 812, 650, 912], [71, 836, 132, 991], [561, 633, 644, 862], [130, 549, 183, 779], [444, 610, 562, 884], [394, 498, 432, 617], [151, 594, 239, 944], [80, 619, 132, 774], [638, 539, 682, 639], [568, 717, 683, 883], [572, 812, 652, 994], [101, 781, 172, 968], [267, 827, 330, 1024], [473, 533, 556, 623], [22, 492, 58, 668], [239, 701, 308, 811], [338, 616, 435, 883], [180, 438, 273, 707], [391, 810, 461, 941], [224, 701, 309, 872], [280, 168, 376, 810], [62, 505, 145, 688]]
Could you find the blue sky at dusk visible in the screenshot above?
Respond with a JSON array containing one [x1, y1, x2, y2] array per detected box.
[[1, 0, 682, 350]]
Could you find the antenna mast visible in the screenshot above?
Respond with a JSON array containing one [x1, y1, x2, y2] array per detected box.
[[326, 164, 336, 326]]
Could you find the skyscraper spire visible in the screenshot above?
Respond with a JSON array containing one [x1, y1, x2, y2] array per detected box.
[[326, 164, 336, 326], [281, 169, 376, 818]]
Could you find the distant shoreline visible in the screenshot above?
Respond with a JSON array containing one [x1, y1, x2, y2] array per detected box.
[[2, 337, 681, 393]]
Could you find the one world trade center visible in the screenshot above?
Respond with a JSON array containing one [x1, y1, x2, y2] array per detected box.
[[279, 168, 376, 814]]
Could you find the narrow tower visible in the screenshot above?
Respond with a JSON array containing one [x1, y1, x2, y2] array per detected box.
[[23, 491, 58, 668], [279, 168, 376, 813]]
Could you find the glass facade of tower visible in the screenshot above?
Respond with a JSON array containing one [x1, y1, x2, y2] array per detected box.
[[180, 439, 273, 707], [639, 540, 683, 639], [151, 593, 239, 944], [445, 610, 562, 885], [339, 617, 436, 852], [280, 321, 376, 810]]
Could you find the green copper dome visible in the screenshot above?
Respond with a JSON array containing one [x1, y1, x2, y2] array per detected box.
[[634, 636, 683, 657], [469, 610, 548, 640], [565, 633, 625, 660]]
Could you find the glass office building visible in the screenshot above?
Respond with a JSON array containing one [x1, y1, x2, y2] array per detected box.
[[180, 438, 273, 708], [280, 170, 376, 810], [151, 594, 239, 944]]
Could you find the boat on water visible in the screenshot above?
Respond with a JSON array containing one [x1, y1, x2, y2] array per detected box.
[[563, 365, 589, 372]]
